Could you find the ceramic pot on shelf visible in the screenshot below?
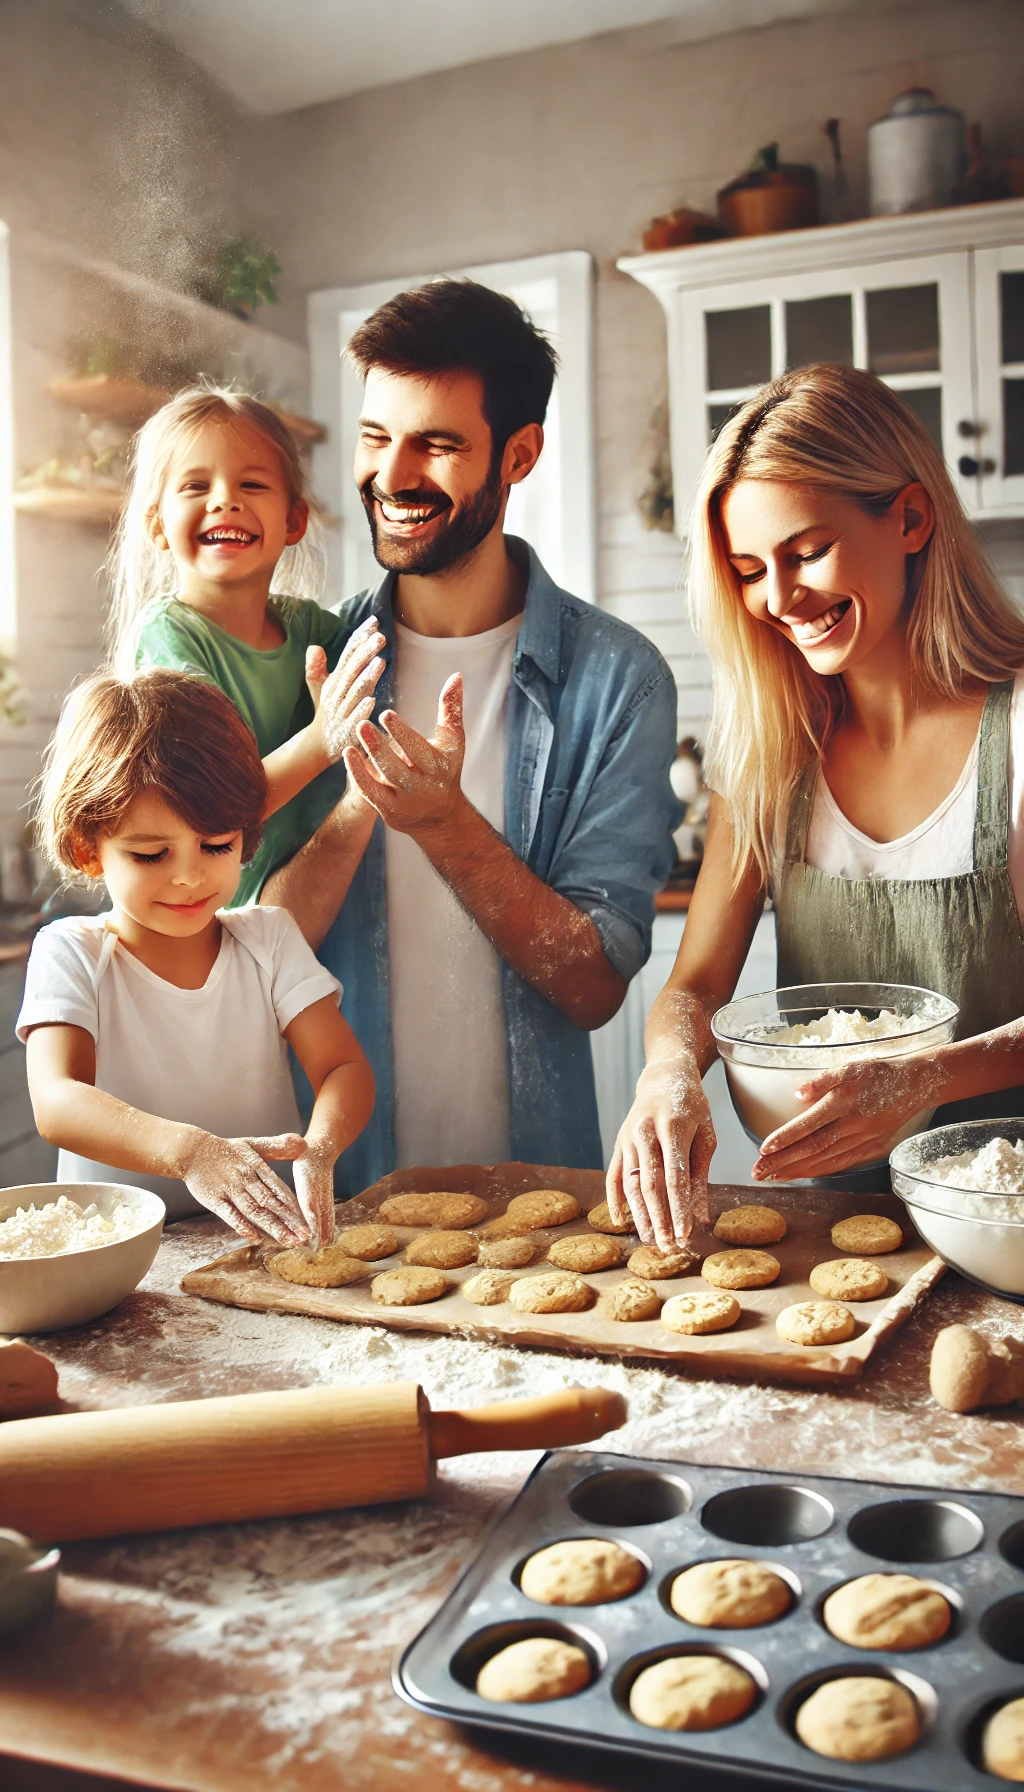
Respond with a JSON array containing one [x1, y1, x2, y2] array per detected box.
[[717, 144, 818, 237], [868, 88, 967, 216]]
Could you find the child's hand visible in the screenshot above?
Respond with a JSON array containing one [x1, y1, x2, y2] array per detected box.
[[180, 1129, 310, 1244], [306, 618, 386, 764], [293, 1139, 337, 1250]]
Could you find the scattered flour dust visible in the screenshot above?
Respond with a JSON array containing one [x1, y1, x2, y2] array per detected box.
[[751, 1007, 924, 1047], [927, 1137, 1024, 1217], [0, 1192, 141, 1259]]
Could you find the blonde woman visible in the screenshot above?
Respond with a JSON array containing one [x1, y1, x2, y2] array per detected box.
[[609, 363, 1024, 1249]]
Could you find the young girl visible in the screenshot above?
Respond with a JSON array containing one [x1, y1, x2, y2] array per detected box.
[[108, 386, 384, 905], [19, 670, 375, 1244], [610, 363, 1024, 1249]]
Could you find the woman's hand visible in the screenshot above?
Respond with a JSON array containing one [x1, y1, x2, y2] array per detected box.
[[752, 1054, 948, 1181], [179, 1129, 310, 1244], [607, 1056, 717, 1249], [306, 618, 386, 764], [293, 1139, 337, 1250]]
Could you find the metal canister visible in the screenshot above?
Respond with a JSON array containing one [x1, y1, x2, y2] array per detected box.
[[868, 87, 967, 215]]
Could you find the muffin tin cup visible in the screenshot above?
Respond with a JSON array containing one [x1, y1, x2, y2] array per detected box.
[[394, 1450, 1024, 1790]]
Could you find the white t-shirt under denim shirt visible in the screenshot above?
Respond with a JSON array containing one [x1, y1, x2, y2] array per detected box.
[[17, 906, 340, 1219]]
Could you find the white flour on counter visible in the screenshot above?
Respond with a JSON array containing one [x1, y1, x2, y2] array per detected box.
[[925, 1137, 1024, 1218], [748, 1007, 924, 1047], [0, 1192, 140, 1259]]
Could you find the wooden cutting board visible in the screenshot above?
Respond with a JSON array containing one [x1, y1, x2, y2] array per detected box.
[[181, 1164, 946, 1387]]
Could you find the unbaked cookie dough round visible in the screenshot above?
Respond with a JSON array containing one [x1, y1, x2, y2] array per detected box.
[[627, 1245, 697, 1280], [669, 1559, 792, 1628], [629, 1654, 757, 1731], [547, 1234, 624, 1273], [830, 1214, 904, 1255], [520, 1538, 645, 1606], [505, 1190, 581, 1228], [776, 1301, 855, 1345], [587, 1200, 635, 1235], [604, 1280, 663, 1323], [661, 1291, 741, 1335], [702, 1250, 780, 1290], [369, 1266, 450, 1306], [982, 1696, 1024, 1782], [378, 1191, 488, 1228], [794, 1676, 921, 1761], [405, 1229, 479, 1269], [462, 1269, 517, 1306], [335, 1223, 399, 1261], [508, 1271, 595, 1314], [809, 1258, 889, 1301], [713, 1205, 787, 1245], [478, 1214, 542, 1240], [478, 1235, 538, 1268], [476, 1636, 591, 1702], [822, 1574, 951, 1650], [268, 1243, 370, 1287]]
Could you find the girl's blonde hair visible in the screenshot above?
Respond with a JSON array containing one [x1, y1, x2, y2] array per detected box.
[[691, 363, 1024, 888], [106, 386, 328, 674]]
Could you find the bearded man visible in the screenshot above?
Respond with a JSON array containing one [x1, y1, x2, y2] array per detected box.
[[263, 278, 680, 1193]]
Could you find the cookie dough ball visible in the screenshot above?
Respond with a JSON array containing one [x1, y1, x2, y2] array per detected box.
[[713, 1205, 787, 1245], [505, 1190, 581, 1228], [627, 1245, 697, 1280], [587, 1200, 634, 1235], [508, 1271, 595, 1314], [795, 1676, 921, 1761], [520, 1539, 644, 1606], [547, 1234, 624, 1273], [661, 1292, 740, 1335], [983, 1697, 1024, 1782], [370, 1266, 450, 1306], [702, 1250, 780, 1290], [629, 1655, 757, 1731], [479, 1213, 541, 1240], [831, 1214, 904, 1255], [405, 1230, 479, 1269], [809, 1258, 889, 1301], [335, 1223, 399, 1261], [268, 1244, 370, 1287], [476, 1636, 591, 1703], [669, 1559, 792, 1628], [604, 1281, 663, 1323], [478, 1235, 537, 1268], [462, 1269, 517, 1306], [776, 1301, 855, 1345], [378, 1191, 488, 1228], [822, 1574, 951, 1650]]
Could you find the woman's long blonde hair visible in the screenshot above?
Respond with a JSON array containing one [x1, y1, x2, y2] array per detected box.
[[691, 363, 1024, 888], [106, 386, 328, 675]]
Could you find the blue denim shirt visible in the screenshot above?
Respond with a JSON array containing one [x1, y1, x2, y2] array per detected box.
[[316, 540, 681, 1196]]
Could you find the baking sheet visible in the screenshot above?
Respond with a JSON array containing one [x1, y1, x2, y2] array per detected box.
[[181, 1164, 946, 1386]]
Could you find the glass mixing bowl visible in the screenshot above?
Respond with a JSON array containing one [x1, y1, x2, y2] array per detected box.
[[890, 1118, 1024, 1304]]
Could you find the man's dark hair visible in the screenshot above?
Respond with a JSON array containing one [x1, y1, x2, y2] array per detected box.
[[346, 279, 558, 458]]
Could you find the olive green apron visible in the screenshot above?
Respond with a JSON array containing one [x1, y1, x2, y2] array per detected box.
[[775, 679, 1024, 1145]]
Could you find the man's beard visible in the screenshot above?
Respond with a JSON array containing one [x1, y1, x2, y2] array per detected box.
[[361, 462, 505, 576]]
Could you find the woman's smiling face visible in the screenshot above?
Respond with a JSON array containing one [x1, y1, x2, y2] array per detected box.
[[719, 479, 935, 677]]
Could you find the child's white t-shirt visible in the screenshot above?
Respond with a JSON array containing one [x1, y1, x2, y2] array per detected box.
[[17, 906, 340, 1219]]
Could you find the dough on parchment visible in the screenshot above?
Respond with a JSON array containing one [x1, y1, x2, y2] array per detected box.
[[661, 1291, 740, 1335], [461, 1270, 518, 1306], [369, 1266, 450, 1306], [713, 1205, 787, 1245], [809, 1258, 889, 1301], [702, 1250, 780, 1290], [267, 1243, 370, 1287], [478, 1214, 544, 1241], [628, 1654, 757, 1731], [587, 1200, 635, 1235], [505, 1190, 581, 1228], [478, 1235, 538, 1268], [776, 1301, 855, 1345], [627, 1245, 697, 1281], [520, 1538, 645, 1606], [335, 1224, 399, 1261], [822, 1574, 951, 1650], [508, 1271, 595, 1314], [794, 1676, 921, 1761], [405, 1230, 479, 1269], [547, 1234, 625, 1273], [476, 1637, 591, 1702], [377, 1191, 488, 1228], [830, 1214, 904, 1255], [983, 1697, 1024, 1782], [669, 1559, 792, 1628], [603, 1281, 663, 1323]]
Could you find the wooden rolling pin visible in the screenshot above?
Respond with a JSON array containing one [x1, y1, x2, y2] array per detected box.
[[930, 1324, 1024, 1413], [0, 1381, 626, 1542]]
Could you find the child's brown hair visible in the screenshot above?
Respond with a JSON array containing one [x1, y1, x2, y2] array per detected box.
[[36, 669, 267, 876]]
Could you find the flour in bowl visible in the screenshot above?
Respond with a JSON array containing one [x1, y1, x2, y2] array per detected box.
[[750, 1007, 924, 1047], [925, 1138, 1024, 1217], [0, 1193, 141, 1259]]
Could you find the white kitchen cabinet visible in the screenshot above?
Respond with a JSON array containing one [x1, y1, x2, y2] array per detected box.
[[618, 199, 1024, 526]]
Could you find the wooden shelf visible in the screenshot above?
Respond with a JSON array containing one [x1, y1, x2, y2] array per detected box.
[[48, 373, 327, 443], [14, 485, 121, 524]]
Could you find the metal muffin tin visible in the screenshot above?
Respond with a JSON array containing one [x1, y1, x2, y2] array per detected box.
[[394, 1449, 1024, 1789]]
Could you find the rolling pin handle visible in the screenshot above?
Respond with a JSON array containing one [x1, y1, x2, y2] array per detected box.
[[428, 1386, 627, 1459]]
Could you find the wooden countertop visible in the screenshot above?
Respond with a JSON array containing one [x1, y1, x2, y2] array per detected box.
[[1, 1210, 1023, 1792]]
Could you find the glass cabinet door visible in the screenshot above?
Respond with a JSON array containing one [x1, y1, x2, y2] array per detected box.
[[974, 246, 1024, 513]]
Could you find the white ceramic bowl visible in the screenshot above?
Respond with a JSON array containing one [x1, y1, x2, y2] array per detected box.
[[0, 1183, 165, 1334], [891, 1119, 1024, 1304], [711, 981, 958, 1164]]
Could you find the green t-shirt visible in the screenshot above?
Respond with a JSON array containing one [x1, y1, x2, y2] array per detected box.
[[134, 594, 351, 905]]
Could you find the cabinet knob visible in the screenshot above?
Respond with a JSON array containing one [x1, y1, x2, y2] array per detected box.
[[958, 455, 997, 477], [957, 419, 984, 439]]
